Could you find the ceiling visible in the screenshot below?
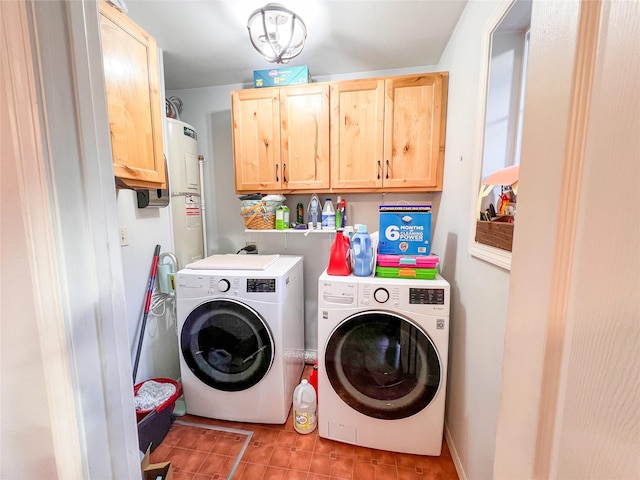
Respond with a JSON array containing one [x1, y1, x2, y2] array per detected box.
[[123, 0, 468, 90]]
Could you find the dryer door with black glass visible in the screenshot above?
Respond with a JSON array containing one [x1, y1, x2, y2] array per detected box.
[[324, 311, 441, 420], [181, 298, 274, 392]]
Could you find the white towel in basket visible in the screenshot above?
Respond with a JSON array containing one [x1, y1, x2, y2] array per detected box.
[[134, 380, 177, 411]]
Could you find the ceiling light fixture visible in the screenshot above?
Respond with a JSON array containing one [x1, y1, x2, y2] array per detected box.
[[247, 3, 307, 64]]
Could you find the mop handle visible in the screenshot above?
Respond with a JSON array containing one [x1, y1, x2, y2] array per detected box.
[[132, 244, 161, 384], [144, 245, 162, 313]]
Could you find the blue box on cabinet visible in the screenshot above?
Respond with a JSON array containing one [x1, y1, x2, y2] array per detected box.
[[378, 204, 432, 255], [253, 66, 310, 88]]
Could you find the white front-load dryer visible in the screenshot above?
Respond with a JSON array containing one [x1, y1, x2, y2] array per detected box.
[[176, 254, 304, 423], [317, 272, 450, 455]]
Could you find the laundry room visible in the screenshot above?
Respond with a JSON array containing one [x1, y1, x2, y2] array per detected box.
[[110, 0, 503, 471], [5, 1, 638, 480]]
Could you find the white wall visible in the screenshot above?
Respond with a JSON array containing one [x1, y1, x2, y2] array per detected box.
[[432, 2, 512, 479], [117, 190, 178, 383]]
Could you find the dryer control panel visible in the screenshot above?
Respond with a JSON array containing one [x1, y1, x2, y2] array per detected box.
[[247, 278, 276, 293], [176, 272, 284, 301]]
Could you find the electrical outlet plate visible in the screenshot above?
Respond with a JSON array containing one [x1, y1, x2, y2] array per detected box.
[[119, 227, 129, 246], [245, 241, 258, 254]]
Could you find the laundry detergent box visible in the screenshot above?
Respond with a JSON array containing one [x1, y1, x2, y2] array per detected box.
[[378, 204, 432, 255], [253, 66, 310, 88]]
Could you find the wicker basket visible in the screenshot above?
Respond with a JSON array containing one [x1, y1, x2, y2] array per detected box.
[[241, 200, 276, 230], [475, 216, 514, 251]]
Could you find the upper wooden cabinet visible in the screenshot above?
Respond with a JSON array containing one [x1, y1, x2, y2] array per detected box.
[[99, 0, 166, 188], [231, 84, 330, 193], [329, 79, 385, 190], [331, 73, 448, 192]]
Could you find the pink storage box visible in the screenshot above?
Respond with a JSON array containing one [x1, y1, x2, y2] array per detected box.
[[376, 254, 439, 269]]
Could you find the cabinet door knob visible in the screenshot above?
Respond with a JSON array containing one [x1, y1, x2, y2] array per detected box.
[[377, 160, 381, 180], [385, 159, 390, 179], [275, 163, 279, 182], [283, 163, 288, 183]]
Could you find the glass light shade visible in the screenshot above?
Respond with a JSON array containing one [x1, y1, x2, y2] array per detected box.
[[247, 3, 307, 64]]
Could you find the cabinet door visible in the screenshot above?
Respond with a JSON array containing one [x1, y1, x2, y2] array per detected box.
[[382, 74, 448, 190], [99, 1, 165, 188], [330, 79, 385, 189], [231, 88, 281, 192], [280, 84, 330, 191]]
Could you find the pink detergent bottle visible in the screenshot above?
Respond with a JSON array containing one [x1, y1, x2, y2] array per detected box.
[[327, 230, 351, 276]]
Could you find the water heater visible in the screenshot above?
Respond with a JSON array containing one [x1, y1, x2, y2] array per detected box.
[[166, 118, 204, 269]]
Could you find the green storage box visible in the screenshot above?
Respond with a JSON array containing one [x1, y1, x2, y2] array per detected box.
[[375, 266, 438, 280]]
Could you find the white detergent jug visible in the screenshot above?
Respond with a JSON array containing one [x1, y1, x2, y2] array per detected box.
[[293, 379, 317, 434]]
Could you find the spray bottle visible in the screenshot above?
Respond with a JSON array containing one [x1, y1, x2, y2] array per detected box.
[[339, 197, 347, 228], [307, 193, 321, 229]]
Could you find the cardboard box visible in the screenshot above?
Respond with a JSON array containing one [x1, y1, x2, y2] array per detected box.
[[254, 66, 310, 88], [378, 205, 432, 255], [141, 446, 173, 480]]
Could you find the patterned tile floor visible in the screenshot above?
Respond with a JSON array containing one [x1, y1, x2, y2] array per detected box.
[[149, 367, 459, 480]]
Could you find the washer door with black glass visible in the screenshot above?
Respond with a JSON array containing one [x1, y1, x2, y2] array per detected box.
[[325, 311, 441, 420], [181, 299, 274, 392]]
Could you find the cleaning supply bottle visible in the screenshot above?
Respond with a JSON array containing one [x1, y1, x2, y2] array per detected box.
[[307, 194, 321, 229], [296, 203, 304, 224], [339, 197, 347, 228], [327, 230, 351, 276], [322, 197, 336, 229], [308, 361, 318, 394], [335, 196, 342, 230], [293, 379, 317, 434], [352, 224, 372, 276], [275, 205, 290, 230]]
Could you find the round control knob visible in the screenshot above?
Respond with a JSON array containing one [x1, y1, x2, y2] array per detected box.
[[374, 288, 390, 304], [217, 279, 230, 292]]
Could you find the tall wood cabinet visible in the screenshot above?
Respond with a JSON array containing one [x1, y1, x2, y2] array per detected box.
[[99, 0, 166, 188], [231, 84, 330, 193], [330, 73, 448, 192]]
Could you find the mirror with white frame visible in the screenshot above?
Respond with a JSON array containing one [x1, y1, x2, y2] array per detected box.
[[469, 0, 531, 270]]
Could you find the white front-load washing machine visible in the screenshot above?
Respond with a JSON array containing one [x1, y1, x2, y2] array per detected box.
[[176, 254, 304, 423], [317, 272, 450, 455]]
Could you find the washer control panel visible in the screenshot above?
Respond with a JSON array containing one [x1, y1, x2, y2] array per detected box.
[[358, 279, 450, 315], [409, 288, 445, 305]]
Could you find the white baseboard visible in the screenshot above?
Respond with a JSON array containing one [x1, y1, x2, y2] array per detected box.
[[445, 422, 467, 480]]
